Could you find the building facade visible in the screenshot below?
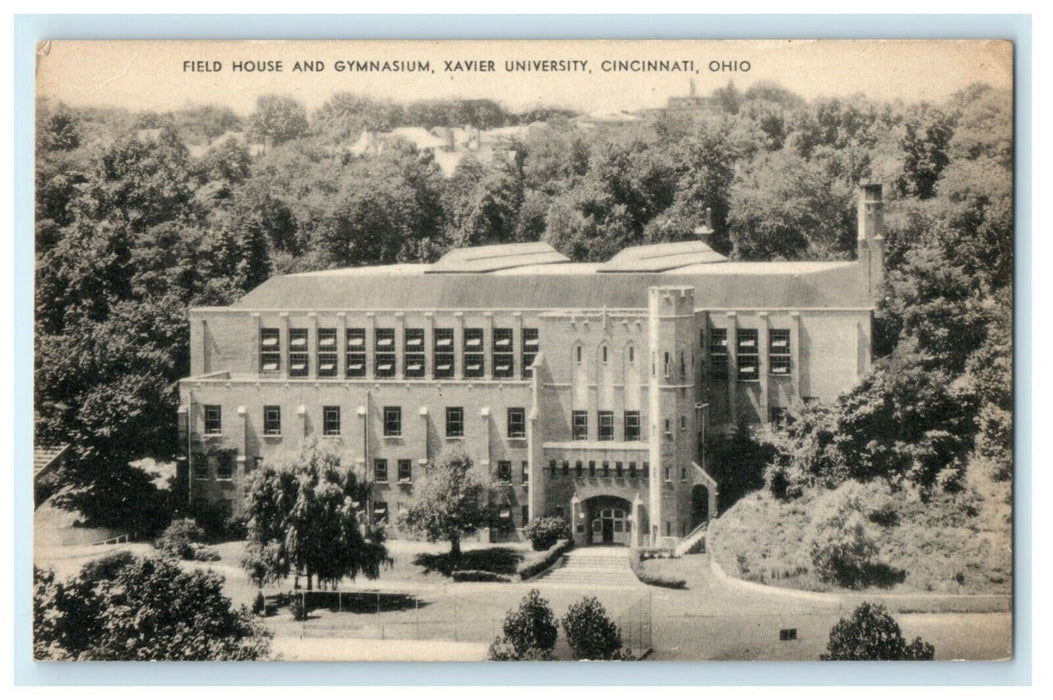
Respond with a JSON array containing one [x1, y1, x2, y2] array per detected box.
[[178, 185, 886, 548]]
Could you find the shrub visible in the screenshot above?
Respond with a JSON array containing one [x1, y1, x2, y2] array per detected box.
[[451, 569, 512, 583], [808, 482, 888, 589], [517, 538, 572, 580], [561, 596, 631, 660], [154, 518, 206, 560], [33, 554, 270, 660], [289, 595, 307, 621], [524, 516, 571, 551], [488, 589, 559, 660], [187, 542, 221, 562], [822, 602, 935, 660], [251, 591, 266, 616], [628, 550, 686, 589]]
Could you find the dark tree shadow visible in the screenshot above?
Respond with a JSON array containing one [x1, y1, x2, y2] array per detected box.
[[413, 546, 523, 576]]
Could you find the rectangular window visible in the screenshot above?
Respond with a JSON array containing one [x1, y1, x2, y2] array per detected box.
[[507, 407, 526, 438], [383, 406, 401, 437], [346, 328, 366, 378], [575, 460, 583, 478], [463, 329, 484, 378], [497, 460, 512, 483], [603, 461, 610, 478], [374, 459, 388, 483], [522, 328, 539, 378], [263, 405, 281, 436], [643, 461, 650, 479], [737, 328, 759, 381], [398, 459, 412, 483], [404, 328, 425, 378], [433, 328, 455, 379], [572, 411, 588, 440], [598, 411, 614, 441], [562, 460, 570, 477], [216, 452, 234, 480], [203, 405, 222, 435], [373, 501, 388, 525], [446, 407, 464, 438], [375, 328, 396, 378], [549, 459, 557, 477], [624, 411, 640, 441], [252, 456, 263, 472], [317, 328, 338, 377], [521, 461, 529, 484], [493, 328, 514, 379], [665, 467, 672, 482], [589, 460, 596, 478], [709, 328, 728, 378], [260, 328, 281, 373], [193, 453, 208, 480], [522, 505, 530, 525], [289, 328, 309, 377], [769, 329, 791, 375], [322, 406, 341, 436], [615, 461, 623, 478], [629, 461, 637, 478]]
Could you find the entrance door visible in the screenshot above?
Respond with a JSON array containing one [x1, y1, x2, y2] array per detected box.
[[601, 518, 614, 544]]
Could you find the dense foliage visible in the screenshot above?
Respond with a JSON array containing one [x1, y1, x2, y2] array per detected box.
[[35, 82, 1012, 534], [242, 439, 390, 590], [487, 589, 559, 660], [523, 516, 571, 551], [154, 517, 218, 561], [397, 446, 492, 558], [560, 596, 632, 660], [822, 602, 935, 660], [34, 552, 270, 660]]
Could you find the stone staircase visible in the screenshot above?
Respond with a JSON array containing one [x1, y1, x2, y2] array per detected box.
[[534, 546, 641, 588]]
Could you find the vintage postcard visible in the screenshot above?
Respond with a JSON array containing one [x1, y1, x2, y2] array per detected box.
[[32, 39, 1014, 662]]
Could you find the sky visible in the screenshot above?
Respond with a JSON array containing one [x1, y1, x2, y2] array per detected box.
[[36, 39, 1013, 115]]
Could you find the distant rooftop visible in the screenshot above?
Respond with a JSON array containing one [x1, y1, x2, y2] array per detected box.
[[230, 241, 869, 312], [600, 240, 727, 272], [426, 242, 571, 274]]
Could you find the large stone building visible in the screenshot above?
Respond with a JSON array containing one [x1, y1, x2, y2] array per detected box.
[[177, 185, 886, 548]]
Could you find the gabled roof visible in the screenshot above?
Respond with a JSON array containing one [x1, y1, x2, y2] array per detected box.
[[426, 242, 571, 274], [599, 241, 727, 272]]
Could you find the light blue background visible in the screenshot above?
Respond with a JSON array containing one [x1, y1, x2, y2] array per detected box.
[[13, 13, 1032, 686]]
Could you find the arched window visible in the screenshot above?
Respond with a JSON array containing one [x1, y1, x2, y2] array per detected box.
[[602, 344, 609, 363], [574, 344, 583, 364]]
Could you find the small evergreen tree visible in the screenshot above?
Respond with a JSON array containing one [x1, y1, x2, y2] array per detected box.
[[822, 602, 935, 660], [488, 589, 558, 660], [560, 596, 631, 660]]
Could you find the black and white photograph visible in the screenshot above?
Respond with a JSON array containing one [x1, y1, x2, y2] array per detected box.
[[31, 38, 1015, 662]]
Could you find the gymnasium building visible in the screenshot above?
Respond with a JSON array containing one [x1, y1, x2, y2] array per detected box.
[[177, 184, 886, 548]]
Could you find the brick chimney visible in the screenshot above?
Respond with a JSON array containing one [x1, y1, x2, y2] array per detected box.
[[857, 183, 885, 300]]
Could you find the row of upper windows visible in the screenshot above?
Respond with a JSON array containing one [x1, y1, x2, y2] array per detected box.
[[202, 405, 528, 440], [373, 458, 526, 485], [547, 458, 649, 480], [570, 410, 641, 441], [372, 501, 529, 526], [259, 327, 539, 380], [705, 328, 792, 380]]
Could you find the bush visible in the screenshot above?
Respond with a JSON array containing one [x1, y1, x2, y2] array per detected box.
[[560, 596, 631, 660], [524, 516, 571, 551], [517, 538, 572, 580], [33, 554, 270, 660], [251, 591, 266, 616], [451, 569, 512, 583], [628, 550, 686, 589], [807, 482, 887, 589], [289, 595, 307, 621], [154, 518, 206, 560], [487, 589, 558, 660], [822, 602, 935, 660], [188, 542, 221, 562]]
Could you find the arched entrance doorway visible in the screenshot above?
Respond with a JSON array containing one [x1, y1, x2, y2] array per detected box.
[[690, 484, 710, 530], [584, 495, 633, 546]]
